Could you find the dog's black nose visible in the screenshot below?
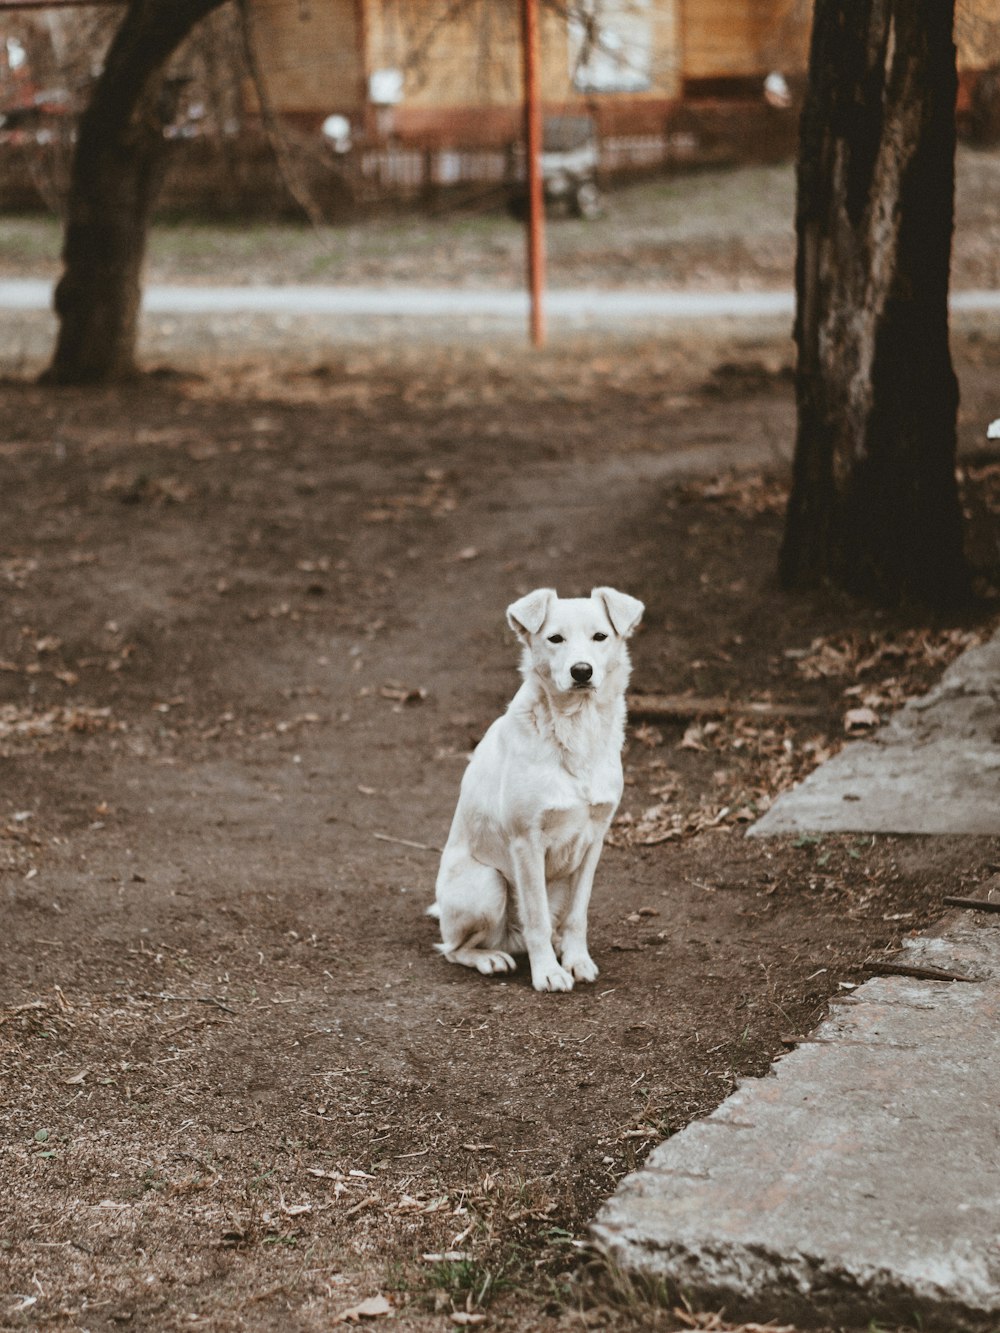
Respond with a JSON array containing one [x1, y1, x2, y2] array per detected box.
[[571, 662, 593, 683]]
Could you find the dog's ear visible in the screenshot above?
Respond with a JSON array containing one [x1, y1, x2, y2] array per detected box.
[[592, 587, 644, 638], [507, 588, 556, 640]]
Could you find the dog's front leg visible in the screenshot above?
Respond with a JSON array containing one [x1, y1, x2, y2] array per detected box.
[[510, 838, 574, 992], [558, 836, 604, 983]]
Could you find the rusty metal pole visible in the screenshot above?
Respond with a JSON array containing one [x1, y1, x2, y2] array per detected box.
[[519, 0, 546, 347]]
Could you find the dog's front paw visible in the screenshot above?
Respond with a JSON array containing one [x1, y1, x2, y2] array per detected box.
[[531, 961, 575, 993], [564, 953, 599, 984]]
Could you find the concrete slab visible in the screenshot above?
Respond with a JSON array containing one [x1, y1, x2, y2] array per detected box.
[[896, 912, 1000, 981], [592, 917, 1000, 1330], [749, 632, 1000, 837]]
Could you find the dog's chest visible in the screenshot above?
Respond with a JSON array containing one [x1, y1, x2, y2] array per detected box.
[[539, 768, 619, 879], [540, 801, 614, 879]]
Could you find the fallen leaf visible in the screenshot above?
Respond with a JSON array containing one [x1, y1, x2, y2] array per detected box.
[[450, 1316, 487, 1327], [680, 724, 707, 751], [379, 684, 427, 705], [844, 706, 879, 734], [631, 722, 663, 747], [340, 1294, 392, 1322]]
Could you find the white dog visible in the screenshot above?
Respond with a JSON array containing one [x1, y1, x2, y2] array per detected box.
[[433, 586, 644, 992]]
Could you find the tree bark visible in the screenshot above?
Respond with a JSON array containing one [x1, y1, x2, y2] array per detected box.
[[43, 0, 226, 385], [780, 0, 970, 608]]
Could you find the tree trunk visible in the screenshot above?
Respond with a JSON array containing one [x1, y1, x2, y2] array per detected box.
[[780, 0, 970, 608], [43, 0, 226, 385]]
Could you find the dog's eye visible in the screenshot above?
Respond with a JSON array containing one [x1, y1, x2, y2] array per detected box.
[[593, 632, 608, 641], [547, 634, 564, 644]]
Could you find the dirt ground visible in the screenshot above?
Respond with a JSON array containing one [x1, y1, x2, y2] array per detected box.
[[1, 319, 999, 1333]]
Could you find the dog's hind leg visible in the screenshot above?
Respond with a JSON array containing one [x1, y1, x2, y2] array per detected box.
[[435, 852, 516, 975]]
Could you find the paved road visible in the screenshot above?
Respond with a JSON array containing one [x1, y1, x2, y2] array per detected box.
[[4, 278, 1000, 321]]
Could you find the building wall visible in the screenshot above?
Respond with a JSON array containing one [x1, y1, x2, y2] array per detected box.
[[245, 0, 683, 132], [366, 0, 520, 109], [247, 0, 363, 119], [244, 0, 1000, 141], [956, 0, 1000, 70], [680, 0, 810, 82], [748, 0, 811, 73], [364, 0, 681, 109], [360, 0, 684, 144]]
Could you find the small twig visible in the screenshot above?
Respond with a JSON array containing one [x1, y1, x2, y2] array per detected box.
[[343, 1194, 379, 1218], [863, 959, 980, 983], [943, 895, 1000, 914], [373, 832, 442, 854], [136, 991, 237, 1013]]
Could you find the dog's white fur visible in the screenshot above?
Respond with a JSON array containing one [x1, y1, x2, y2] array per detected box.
[[433, 586, 644, 992]]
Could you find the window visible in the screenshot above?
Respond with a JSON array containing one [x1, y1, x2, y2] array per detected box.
[[569, 0, 653, 93]]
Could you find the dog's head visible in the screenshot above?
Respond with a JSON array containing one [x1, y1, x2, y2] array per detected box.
[[506, 586, 644, 696]]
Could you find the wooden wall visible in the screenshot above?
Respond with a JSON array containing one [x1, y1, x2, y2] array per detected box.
[[247, 0, 682, 125], [244, 0, 1000, 139], [366, 0, 520, 109], [956, 0, 1000, 71], [247, 0, 363, 119], [680, 0, 810, 81], [364, 0, 681, 108]]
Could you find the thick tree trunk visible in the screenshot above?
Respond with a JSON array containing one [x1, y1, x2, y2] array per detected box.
[[780, 0, 970, 607], [43, 0, 225, 385]]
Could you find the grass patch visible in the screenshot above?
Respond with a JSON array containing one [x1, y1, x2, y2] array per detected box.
[[425, 1252, 520, 1308], [0, 215, 62, 270]]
